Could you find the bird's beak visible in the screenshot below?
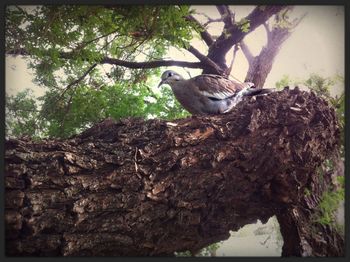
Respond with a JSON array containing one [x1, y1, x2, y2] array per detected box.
[[157, 80, 165, 88]]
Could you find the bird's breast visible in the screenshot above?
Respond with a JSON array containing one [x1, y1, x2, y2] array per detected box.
[[170, 85, 204, 114]]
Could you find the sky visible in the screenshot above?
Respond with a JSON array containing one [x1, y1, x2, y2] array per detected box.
[[6, 5, 344, 98]]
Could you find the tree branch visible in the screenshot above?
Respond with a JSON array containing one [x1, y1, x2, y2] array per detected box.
[[74, 29, 120, 51], [243, 10, 300, 87], [226, 44, 239, 76], [39, 63, 98, 119], [206, 5, 288, 71], [290, 12, 308, 29], [191, 12, 223, 28], [5, 89, 343, 256], [203, 18, 223, 28], [6, 48, 30, 56], [185, 15, 214, 47], [100, 56, 203, 69], [262, 22, 272, 45], [239, 40, 254, 65], [60, 63, 98, 97], [6, 48, 204, 70], [187, 45, 224, 75], [216, 5, 235, 29]]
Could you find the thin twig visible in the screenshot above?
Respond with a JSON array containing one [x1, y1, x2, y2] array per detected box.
[[59, 63, 98, 100], [58, 87, 76, 134], [75, 29, 120, 51], [203, 18, 223, 27]]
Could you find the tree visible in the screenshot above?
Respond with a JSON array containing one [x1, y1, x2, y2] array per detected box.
[[5, 5, 344, 256]]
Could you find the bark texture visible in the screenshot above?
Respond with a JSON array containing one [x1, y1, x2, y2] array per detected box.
[[5, 88, 343, 256]]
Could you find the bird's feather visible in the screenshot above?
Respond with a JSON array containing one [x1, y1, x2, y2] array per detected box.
[[192, 74, 247, 100]]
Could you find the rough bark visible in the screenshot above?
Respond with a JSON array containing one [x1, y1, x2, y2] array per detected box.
[[277, 159, 345, 256], [5, 88, 343, 256]]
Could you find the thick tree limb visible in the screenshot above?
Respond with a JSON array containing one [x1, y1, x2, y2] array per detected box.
[[277, 158, 344, 256], [6, 48, 203, 70], [100, 56, 202, 69], [243, 24, 293, 88], [225, 44, 239, 76], [206, 5, 287, 72], [5, 88, 343, 256], [186, 46, 224, 75], [240, 40, 254, 65], [242, 7, 307, 88], [216, 5, 235, 29], [263, 22, 273, 45]]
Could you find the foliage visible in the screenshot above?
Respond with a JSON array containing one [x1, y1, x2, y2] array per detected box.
[[196, 242, 221, 257], [6, 5, 196, 139], [275, 74, 292, 90], [174, 250, 192, 257], [274, 8, 294, 29], [175, 242, 221, 257], [6, 74, 189, 139], [236, 18, 250, 33], [312, 185, 344, 228], [304, 188, 311, 196], [6, 5, 198, 88], [6, 89, 45, 138]]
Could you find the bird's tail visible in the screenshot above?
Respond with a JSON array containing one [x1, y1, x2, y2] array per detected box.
[[243, 88, 275, 97], [223, 87, 275, 113]]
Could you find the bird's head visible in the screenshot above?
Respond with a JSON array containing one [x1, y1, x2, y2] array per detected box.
[[158, 70, 184, 88]]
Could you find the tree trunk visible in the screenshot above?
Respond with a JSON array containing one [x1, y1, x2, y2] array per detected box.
[[206, 6, 286, 72], [5, 88, 343, 256], [243, 24, 295, 88]]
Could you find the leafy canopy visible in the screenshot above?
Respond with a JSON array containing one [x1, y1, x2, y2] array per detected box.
[[6, 5, 197, 138]]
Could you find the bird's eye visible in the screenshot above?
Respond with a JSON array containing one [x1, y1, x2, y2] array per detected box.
[[168, 72, 173, 77]]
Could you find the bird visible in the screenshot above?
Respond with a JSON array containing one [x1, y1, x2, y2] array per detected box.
[[157, 70, 273, 115]]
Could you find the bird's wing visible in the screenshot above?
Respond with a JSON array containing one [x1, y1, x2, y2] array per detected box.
[[193, 74, 247, 100]]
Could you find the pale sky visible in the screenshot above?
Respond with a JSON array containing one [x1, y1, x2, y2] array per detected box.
[[6, 5, 344, 98]]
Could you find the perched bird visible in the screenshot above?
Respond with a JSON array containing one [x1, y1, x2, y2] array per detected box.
[[158, 70, 273, 115]]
